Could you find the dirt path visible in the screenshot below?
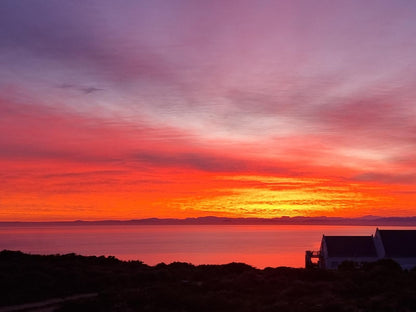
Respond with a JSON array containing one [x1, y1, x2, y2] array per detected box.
[[0, 293, 98, 312]]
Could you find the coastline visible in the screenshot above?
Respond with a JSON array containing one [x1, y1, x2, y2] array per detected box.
[[2, 215, 416, 226]]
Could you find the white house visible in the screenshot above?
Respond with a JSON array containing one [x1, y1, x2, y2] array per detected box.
[[319, 235, 378, 269], [374, 228, 416, 270], [306, 228, 416, 270]]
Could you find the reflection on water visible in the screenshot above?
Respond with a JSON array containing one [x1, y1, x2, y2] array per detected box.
[[1, 225, 415, 268]]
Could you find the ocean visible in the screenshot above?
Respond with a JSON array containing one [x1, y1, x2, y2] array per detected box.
[[1, 224, 415, 268]]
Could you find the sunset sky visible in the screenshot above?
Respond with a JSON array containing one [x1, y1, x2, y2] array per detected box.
[[1, 0, 416, 221]]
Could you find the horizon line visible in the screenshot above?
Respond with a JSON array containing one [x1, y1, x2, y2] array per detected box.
[[2, 215, 416, 224]]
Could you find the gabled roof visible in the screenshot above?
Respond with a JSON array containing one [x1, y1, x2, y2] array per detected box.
[[323, 236, 377, 258], [377, 229, 416, 257]]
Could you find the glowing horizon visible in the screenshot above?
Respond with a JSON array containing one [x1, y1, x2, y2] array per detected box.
[[1, 0, 416, 221]]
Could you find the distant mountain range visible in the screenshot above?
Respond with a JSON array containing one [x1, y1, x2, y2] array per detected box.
[[2, 216, 416, 226]]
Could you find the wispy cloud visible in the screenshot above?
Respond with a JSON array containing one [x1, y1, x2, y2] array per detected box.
[[354, 172, 416, 185], [57, 84, 104, 94]]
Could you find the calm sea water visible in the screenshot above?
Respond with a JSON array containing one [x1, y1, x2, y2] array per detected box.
[[1, 225, 415, 268]]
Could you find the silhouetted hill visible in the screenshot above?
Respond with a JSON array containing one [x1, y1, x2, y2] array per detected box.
[[2, 215, 416, 226]]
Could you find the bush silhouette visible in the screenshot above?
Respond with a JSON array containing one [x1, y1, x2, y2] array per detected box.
[[2, 250, 416, 312]]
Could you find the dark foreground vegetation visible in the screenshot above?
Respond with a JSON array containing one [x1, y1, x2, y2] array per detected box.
[[1, 250, 416, 312]]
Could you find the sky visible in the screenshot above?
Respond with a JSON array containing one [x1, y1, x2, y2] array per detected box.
[[1, 0, 416, 221]]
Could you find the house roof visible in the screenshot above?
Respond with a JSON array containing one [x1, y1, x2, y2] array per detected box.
[[323, 236, 378, 258], [377, 229, 416, 258]]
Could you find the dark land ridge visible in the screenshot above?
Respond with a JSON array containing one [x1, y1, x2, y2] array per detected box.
[[2, 215, 416, 226], [1, 250, 416, 311]]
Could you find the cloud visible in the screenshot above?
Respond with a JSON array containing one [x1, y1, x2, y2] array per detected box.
[[57, 84, 103, 94], [81, 87, 103, 94], [0, 96, 305, 177], [0, 1, 178, 85], [353, 172, 416, 185], [0, 97, 184, 163], [132, 151, 258, 173]]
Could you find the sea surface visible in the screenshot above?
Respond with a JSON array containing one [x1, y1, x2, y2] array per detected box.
[[1, 224, 415, 268]]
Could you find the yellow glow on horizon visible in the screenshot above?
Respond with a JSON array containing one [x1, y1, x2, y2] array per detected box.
[[1, 169, 415, 221], [179, 187, 373, 218], [218, 175, 327, 184]]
